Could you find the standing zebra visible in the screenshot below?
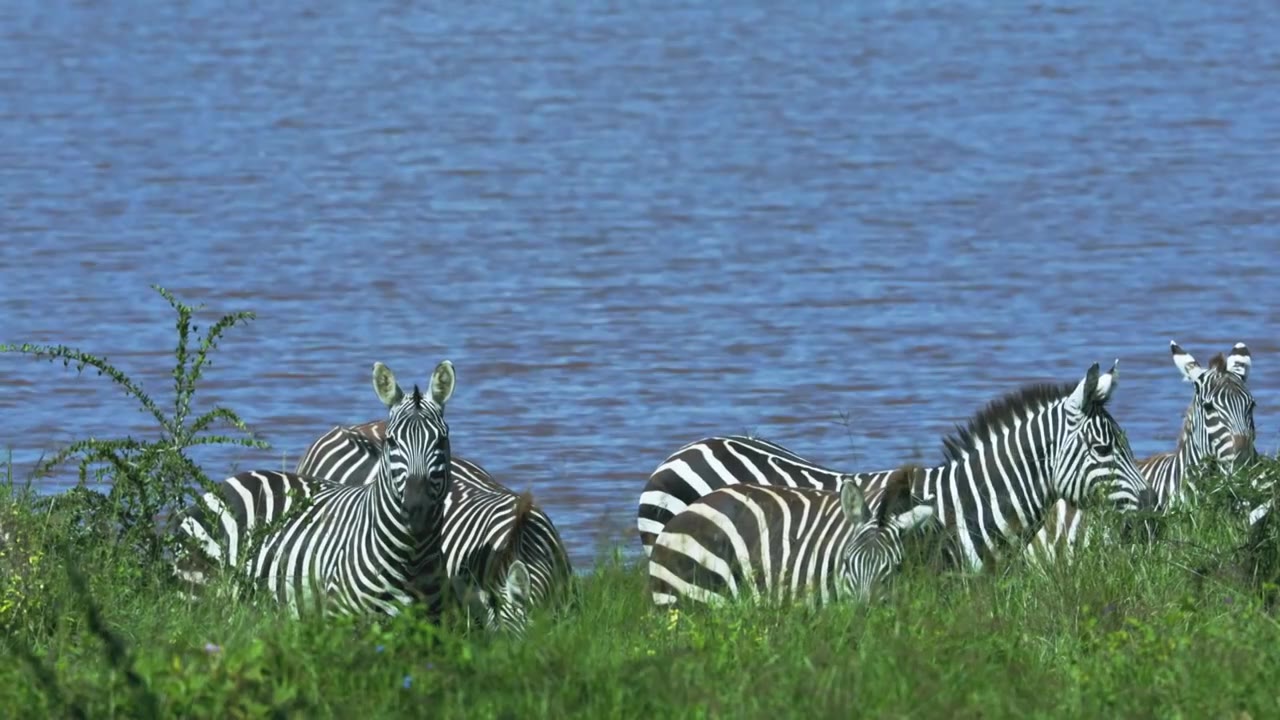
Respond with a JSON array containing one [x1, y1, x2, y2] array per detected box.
[[173, 361, 456, 619], [1033, 342, 1257, 555], [639, 361, 1152, 571], [295, 418, 574, 635], [649, 465, 936, 608]]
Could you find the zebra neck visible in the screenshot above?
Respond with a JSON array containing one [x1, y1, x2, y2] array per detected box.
[[1171, 433, 1218, 500], [922, 434, 1056, 522], [373, 462, 406, 499], [1176, 426, 1212, 467], [369, 464, 428, 537], [1172, 404, 1207, 458]]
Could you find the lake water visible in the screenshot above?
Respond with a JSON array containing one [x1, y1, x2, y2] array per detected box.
[[2, 1, 1278, 566]]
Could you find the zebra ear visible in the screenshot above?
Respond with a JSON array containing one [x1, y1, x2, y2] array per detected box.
[[877, 467, 916, 525], [1068, 363, 1101, 412], [504, 559, 531, 608], [891, 504, 936, 534], [1227, 343, 1251, 382], [1093, 359, 1119, 404], [372, 362, 405, 407], [431, 360, 456, 407], [839, 477, 869, 525], [1171, 341, 1204, 383]]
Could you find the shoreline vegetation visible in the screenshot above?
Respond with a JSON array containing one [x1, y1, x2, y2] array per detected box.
[[3, 287, 1280, 718]]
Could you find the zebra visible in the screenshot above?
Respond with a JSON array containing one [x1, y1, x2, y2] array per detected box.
[[649, 464, 937, 608], [638, 361, 1153, 572], [1033, 341, 1257, 554], [173, 360, 456, 619], [295, 418, 574, 635]]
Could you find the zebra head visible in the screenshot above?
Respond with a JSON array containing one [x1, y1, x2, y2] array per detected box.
[[1056, 361, 1151, 513], [837, 468, 935, 604], [1171, 341, 1257, 474], [372, 360, 455, 531], [454, 560, 533, 638]]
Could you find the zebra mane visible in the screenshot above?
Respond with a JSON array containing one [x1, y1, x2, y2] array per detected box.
[[410, 385, 425, 409], [1204, 355, 1247, 390], [940, 381, 1078, 463]]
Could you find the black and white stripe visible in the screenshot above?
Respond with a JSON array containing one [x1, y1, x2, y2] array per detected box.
[[638, 434, 849, 555], [295, 420, 573, 634], [649, 466, 936, 608], [1034, 342, 1258, 555], [639, 362, 1152, 572], [173, 361, 456, 618]]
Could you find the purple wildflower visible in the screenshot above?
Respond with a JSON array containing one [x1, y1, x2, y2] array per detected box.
[[402, 675, 413, 690], [203, 643, 221, 654], [375, 644, 385, 653]]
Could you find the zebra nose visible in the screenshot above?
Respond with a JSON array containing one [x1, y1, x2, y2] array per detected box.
[[1232, 434, 1255, 456], [1230, 436, 1258, 471]]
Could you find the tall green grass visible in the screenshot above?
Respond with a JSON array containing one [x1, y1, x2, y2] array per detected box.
[[3, 288, 1280, 718]]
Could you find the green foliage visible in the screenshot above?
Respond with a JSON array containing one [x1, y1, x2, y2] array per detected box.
[[0, 285, 267, 576], [0, 458, 1279, 718]]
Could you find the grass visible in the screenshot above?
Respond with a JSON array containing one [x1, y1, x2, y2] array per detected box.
[[3, 287, 1280, 718]]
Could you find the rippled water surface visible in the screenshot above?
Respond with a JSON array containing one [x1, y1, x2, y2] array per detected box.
[[2, 1, 1279, 564]]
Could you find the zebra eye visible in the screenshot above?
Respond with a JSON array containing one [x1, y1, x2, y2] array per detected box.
[[1202, 401, 1214, 412], [1091, 443, 1113, 457]]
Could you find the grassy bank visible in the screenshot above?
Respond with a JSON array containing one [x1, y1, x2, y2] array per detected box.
[[4, 287, 1280, 718], [3, 475, 1280, 719]]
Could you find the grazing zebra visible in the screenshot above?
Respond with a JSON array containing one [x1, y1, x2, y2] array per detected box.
[[173, 361, 456, 619], [295, 419, 574, 634], [639, 361, 1152, 571], [1033, 342, 1258, 554], [649, 465, 937, 608]]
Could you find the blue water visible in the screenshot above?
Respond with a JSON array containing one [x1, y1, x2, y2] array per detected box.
[[2, 1, 1279, 564]]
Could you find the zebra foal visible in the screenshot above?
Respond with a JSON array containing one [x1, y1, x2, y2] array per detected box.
[[173, 360, 456, 619], [649, 465, 936, 608]]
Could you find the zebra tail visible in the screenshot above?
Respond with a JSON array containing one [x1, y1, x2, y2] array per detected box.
[[499, 490, 537, 562]]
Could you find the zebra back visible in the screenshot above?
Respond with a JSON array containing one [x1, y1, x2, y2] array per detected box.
[[638, 434, 896, 556]]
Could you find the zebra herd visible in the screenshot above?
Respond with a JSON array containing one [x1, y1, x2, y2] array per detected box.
[[174, 360, 573, 636], [167, 341, 1262, 635], [643, 341, 1260, 608]]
